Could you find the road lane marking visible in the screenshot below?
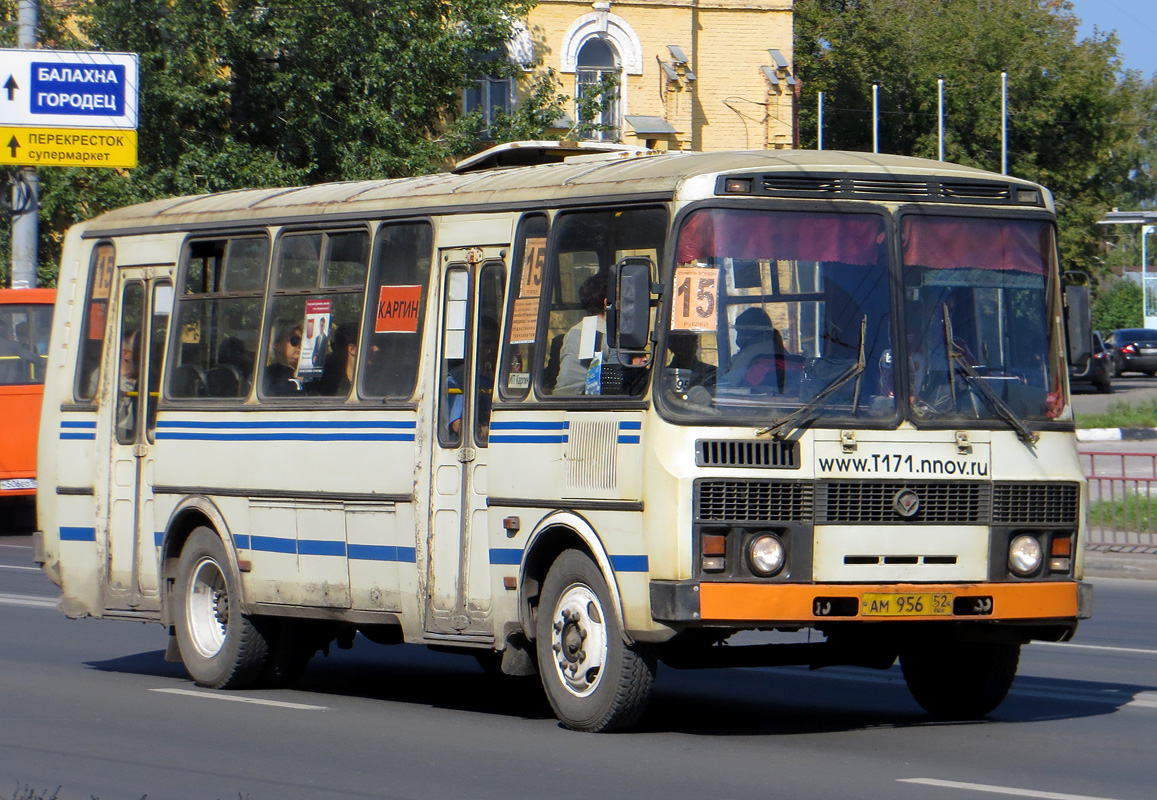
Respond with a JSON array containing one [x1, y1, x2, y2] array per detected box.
[[1033, 641, 1157, 656], [0, 591, 56, 609], [0, 564, 42, 571], [150, 688, 328, 710], [0, 544, 32, 549], [898, 778, 1119, 800]]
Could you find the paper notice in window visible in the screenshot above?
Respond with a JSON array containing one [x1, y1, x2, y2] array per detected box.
[[672, 267, 719, 332], [520, 238, 546, 298], [509, 297, 539, 344], [375, 285, 422, 333]]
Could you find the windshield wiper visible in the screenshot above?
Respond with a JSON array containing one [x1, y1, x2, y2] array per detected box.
[[942, 310, 1038, 445], [758, 316, 866, 440]]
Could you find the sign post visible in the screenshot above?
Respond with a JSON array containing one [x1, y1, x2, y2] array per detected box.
[[3, 44, 139, 288]]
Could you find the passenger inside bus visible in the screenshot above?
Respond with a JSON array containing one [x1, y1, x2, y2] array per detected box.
[[717, 307, 786, 392], [116, 329, 140, 441], [316, 322, 358, 397], [554, 272, 647, 396], [265, 320, 302, 395]]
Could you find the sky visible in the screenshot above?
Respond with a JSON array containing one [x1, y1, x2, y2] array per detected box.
[[1069, 0, 1157, 79]]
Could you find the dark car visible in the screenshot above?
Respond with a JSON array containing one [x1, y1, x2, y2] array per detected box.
[[1070, 331, 1112, 393], [1106, 328, 1157, 376]]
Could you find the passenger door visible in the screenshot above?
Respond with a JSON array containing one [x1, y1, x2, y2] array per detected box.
[[426, 248, 505, 637], [105, 270, 173, 611]]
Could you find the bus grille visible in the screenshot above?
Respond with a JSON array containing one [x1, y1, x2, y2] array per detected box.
[[696, 439, 798, 469], [694, 480, 1078, 525], [744, 175, 1028, 205], [992, 482, 1080, 525], [695, 480, 813, 522], [816, 481, 990, 524]]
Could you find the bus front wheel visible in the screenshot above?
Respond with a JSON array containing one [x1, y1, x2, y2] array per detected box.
[[900, 641, 1020, 719], [173, 527, 271, 689], [535, 549, 656, 732]]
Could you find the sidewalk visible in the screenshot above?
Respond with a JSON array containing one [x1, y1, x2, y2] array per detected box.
[[1084, 546, 1157, 581]]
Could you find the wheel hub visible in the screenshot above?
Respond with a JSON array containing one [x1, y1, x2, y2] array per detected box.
[[549, 585, 609, 698]]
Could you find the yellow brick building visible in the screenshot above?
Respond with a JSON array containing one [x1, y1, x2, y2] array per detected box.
[[518, 0, 796, 151]]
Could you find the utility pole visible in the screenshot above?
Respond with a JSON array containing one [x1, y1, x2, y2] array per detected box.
[[10, 0, 40, 289]]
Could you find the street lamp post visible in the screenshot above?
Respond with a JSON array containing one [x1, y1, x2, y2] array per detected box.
[[1144, 225, 1156, 328]]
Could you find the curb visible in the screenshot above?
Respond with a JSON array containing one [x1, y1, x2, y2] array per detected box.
[[1077, 427, 1157, 442]]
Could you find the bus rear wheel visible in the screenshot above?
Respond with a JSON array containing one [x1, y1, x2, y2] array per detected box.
[[535, 549, 656, 732], [900, 641, 1020, 719], [174, 527, 271, 689]]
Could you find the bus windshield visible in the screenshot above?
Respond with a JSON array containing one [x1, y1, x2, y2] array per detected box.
[[659, 208, 1065, 428], [659, 207, 895, 423], [0, 302, 51, 386], [901, 214, 1064, 423]]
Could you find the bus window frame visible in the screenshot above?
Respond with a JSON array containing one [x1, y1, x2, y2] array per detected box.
[[532, 203, 668, 406], [165, 231, 272, 407], [357, 217, 436, 406], [498, 212, 550, 402], [893, 204, 1073, 434], [257, 224, 372, 404], [73, 240, 117, 405]]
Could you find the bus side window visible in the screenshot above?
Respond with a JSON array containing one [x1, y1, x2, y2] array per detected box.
[[75, 242, 116, 402], [539, 207, 667, 398], [115, 283, 145, 444], [261, 230, 368, 400], [474, 262, 506, 445], [499, 214, 548, 401], [171, 238, 268, 401], [359, 222, 433, 401]]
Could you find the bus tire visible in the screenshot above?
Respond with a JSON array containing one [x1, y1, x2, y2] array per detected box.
[[535, 549, 656, 732], [900, 641, 1020, 719], [173, 527, 271, 689]]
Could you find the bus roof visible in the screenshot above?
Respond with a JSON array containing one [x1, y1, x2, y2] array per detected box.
[[81, 149, 1048, 237]]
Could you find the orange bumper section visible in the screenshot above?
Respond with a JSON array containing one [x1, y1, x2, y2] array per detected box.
[[698, 581, 1079, 622]]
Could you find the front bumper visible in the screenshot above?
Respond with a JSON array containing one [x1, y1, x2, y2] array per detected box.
[[651, 580, 1089, 625]]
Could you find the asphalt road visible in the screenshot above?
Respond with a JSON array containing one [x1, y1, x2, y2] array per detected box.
[[1070, 373, 1157, 417], [1, 533, 1155, 800]]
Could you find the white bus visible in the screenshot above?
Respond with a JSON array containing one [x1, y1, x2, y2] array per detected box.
[[36, 144, 1092, 732]]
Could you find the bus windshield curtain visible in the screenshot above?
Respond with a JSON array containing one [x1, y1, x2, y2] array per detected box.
[[676, 209, 885, 266], [901, 217, 1049, 275]]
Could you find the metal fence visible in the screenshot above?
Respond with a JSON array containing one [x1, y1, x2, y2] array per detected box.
[[1082, 451, 1157, 548]]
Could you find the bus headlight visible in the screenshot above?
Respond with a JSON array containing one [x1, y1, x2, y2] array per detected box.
[[1008, 534, 1043, 576], [748, 533, 786, 577]]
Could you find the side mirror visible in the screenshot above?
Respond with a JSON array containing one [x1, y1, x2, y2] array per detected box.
[[1063, 271, 1092, 371], [606, 256, 654, 355]]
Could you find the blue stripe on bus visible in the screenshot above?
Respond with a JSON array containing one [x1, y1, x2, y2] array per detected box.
[[155, 432, 416, 442], [347, 544, 416, 563], [297, 539, 346, 557], [617, 436, 640, 444], [154, 531, 164, 547], [60, 527, 96, 542], [61, 420, 97, 428], [60, 433, 96, 440], [233, 534, 251, 550], [156, 419, 416, 430], [489, 548, 523, 565], [610, 554, 649, 572], [618, 421, 642, 430], [249, 535, 296, 554]]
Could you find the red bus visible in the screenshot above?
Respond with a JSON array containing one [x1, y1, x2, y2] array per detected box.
[[1, 288, 55, 500]]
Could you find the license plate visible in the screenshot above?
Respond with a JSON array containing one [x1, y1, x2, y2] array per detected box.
[[1, 478, 36, 491], [861, 592, 952, 617]]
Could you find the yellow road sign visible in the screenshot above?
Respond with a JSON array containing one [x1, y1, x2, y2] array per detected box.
[[0, 126, 137, 168]]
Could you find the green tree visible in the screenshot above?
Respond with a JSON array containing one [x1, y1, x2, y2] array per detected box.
[[4, 0, 564, 285], [793, 0, 1151, 279], [1091, 280, 1142, 333]]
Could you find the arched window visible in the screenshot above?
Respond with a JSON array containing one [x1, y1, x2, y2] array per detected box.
[[576, 38, 620, 141]]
